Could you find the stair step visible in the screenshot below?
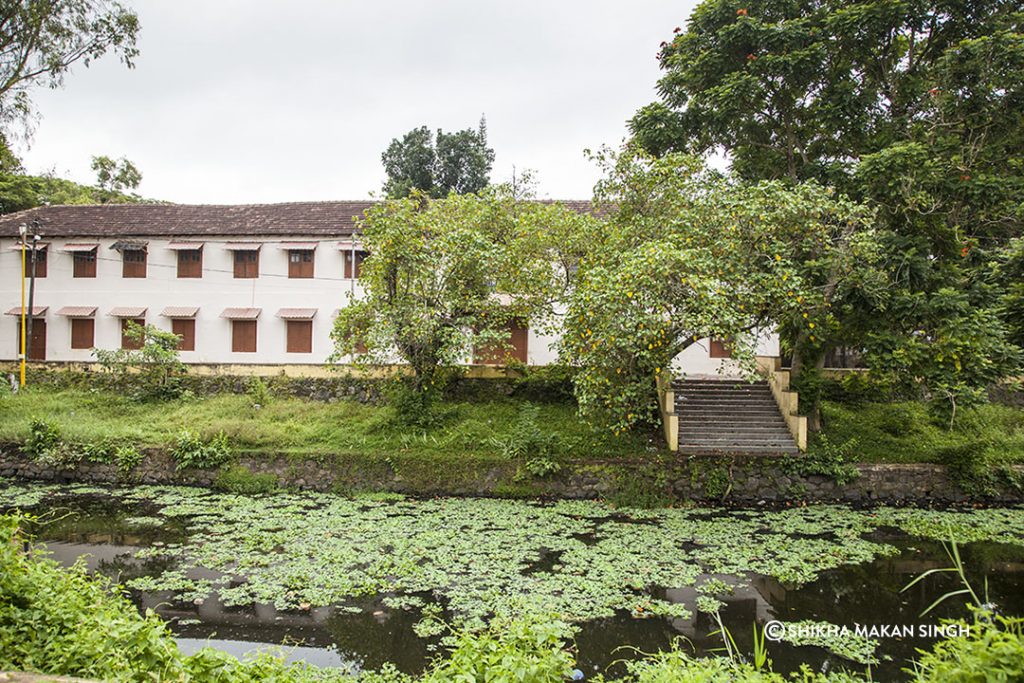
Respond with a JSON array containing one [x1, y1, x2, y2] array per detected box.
[[677, 408, 784, 416], [680, 446, 800, 456], [680, 426, 793, 435]]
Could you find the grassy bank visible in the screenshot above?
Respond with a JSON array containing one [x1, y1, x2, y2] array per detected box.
[[817, 400, 1024, 465], [0, 386, 648, 459]]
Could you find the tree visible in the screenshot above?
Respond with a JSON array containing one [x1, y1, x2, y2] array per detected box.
[[630, 0, 1024, 417], [91, 154, 141, 197], [0, 0, 139, 130], [381, 117, 495, 198], [330, 187, 575, 421], [561, 147, 875, 434], [93, 322, 186, 401]]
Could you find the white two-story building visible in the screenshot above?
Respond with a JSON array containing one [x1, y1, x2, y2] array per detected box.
[[0, 202, 777, 372]]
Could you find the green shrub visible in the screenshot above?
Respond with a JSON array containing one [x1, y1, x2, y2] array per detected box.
[[171, 430, 232, 471], [907, 611, 1024, 682], [791, 434, 861, 485], [93, 321, 186, 402], [247, 376, 272, 408], [113, 444, 143, 474], [508, 363, 576, 403], [494, 406, 563, 479], [23, 418, 62, 461], [386, 377, 450, 428], [214, 464, 279, 494], [0, 514, 342, 682]]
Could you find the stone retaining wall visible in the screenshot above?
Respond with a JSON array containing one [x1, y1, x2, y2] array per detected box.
[[1, 446, 1019, 505]]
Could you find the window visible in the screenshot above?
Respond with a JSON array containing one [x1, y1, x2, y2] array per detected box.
[[232, 320, 257, 352], [234, 250, 259, 278], [177, 249, 203, 278], [122, 249, 147, 278], [121, 318, 145, 349], [32, 248, 48, 278], [474, 321, 528, 365], [709, 338, 732, 358], [70, 319, 95, 349], [73, 249, 97, 278], [288, 250, 314, 278], [286, 320, 313, 353], [343, 250, 367, 279], [171, 318, 196, 351]]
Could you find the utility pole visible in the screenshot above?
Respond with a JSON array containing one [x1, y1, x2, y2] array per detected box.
[[25, 220, 41, 364], [18, 223, 26, 387]]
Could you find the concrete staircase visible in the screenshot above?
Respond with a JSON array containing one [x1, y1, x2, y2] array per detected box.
[[673, 378, 800, 455]]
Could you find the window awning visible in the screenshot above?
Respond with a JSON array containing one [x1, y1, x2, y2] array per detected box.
[[7, 242, 49, 251], [277, 308, 317, 320], [61, 243, 98, 253], [109, 306, 147, 318], [56, 306, 97, 317], [336, 240, 364, 250], [167, 241, 204, 250], [161, 306, 199, 318], [221, 307, 261, 320], [5, 306, 47, 317], [224, 242, 262, 251], [279, 241, 318, 250], [111, 240, 148, 251]]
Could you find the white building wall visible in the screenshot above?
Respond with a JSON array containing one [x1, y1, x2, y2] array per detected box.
[[1, 237, 364, 364], [1, 236, 780, 373]]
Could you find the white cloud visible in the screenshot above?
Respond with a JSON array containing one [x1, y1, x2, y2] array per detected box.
[[14, 0, 696, 204]]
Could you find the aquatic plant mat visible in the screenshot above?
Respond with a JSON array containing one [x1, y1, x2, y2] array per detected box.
[[2, 481, 1023, 679]]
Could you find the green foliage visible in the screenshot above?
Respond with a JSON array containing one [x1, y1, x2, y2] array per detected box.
[[506, 364, 576, 403], [214, 465, 279, 494], [246, 376, 272, 408], [908, 611, 1024, 682], [23, 418, 62, 461], [330, 188, 580, 399], [90, 154, 142, 198], [170, 430, 232, 471], [562, 147, 874, 433], [631, 0, 1024, 413], [382, 117, 495, 198], [0, 513, 350, 682], [495, 406, 562, 479], [0, 1, 139, 130], [793, 434, 861, 485], [426, 615, 575, 683], [113, 444, 143, 474], [93, 322, 186, 401]]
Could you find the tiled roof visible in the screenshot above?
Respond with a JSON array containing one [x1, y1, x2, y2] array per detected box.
[[5, 306, 47, 316], [0, 201, 376, 238], [108, 306, 147, 317], [56, 306, 98, 317], [221, 307, 261, 320], [0, 199, 594, 239], [161, 306, 200, 318], [277, 308, 317, 320]]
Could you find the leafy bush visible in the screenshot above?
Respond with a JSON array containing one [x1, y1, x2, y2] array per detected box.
[[908, 611, 1024, 682], [247, 376, 272, 408], [93, 322, 186, 401], [0, 513, 345, 682], [214, 464, 279, 494], [791, 434, 861, 485], [113, 444, 143, 474], [507, 363, 576, 403], [386, 377, 450, 428], [171, 430, 232, 471], [23, 418, 63, 461], [495, 406, 563, 479]]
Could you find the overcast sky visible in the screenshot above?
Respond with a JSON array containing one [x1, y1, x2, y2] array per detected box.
[[14, 1, 696, 205]]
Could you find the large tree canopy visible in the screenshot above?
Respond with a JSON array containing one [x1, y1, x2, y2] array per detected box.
[[561, 148, 876, 433], [0, 0, 139, 130], [381, 118, 495, 198], [630, 0, 1024, 415]]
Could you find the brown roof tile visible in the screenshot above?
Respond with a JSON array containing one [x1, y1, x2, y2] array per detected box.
[[0, 199, 594, 239]]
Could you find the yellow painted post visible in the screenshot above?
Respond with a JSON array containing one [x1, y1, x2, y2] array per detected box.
[[19, 231, 26, 387]]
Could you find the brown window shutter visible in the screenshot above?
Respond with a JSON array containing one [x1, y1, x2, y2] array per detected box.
[[234, 251, 259, 278], [73, 250, 97, 278], [232, 320, 257, 352], [122, 249, 147, 278], [288, 250, 314, 278], [474, 320, 528, 365], [286, 320, 313, 353], [709, 338, 733, 358], [32, 249, 47, 278], [177, 249, 203, 278], [121, 318, 145, 349], [343, 250, 367, 279], [18, 320, 47, 360], [171, 318, 196, 351], [70, 319, 95, 349]]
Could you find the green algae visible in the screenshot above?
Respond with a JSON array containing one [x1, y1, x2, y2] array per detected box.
[[1, 480, 1023, 636]]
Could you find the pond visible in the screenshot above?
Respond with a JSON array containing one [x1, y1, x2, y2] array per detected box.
[[2, 481, 1023, 680]]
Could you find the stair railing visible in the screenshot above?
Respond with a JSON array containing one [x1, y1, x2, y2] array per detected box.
[[755, 356, 807, 451], [655, 371, 679, 452]]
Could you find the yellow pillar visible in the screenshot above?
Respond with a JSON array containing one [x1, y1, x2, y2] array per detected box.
[[19, 234, 26, 387]]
